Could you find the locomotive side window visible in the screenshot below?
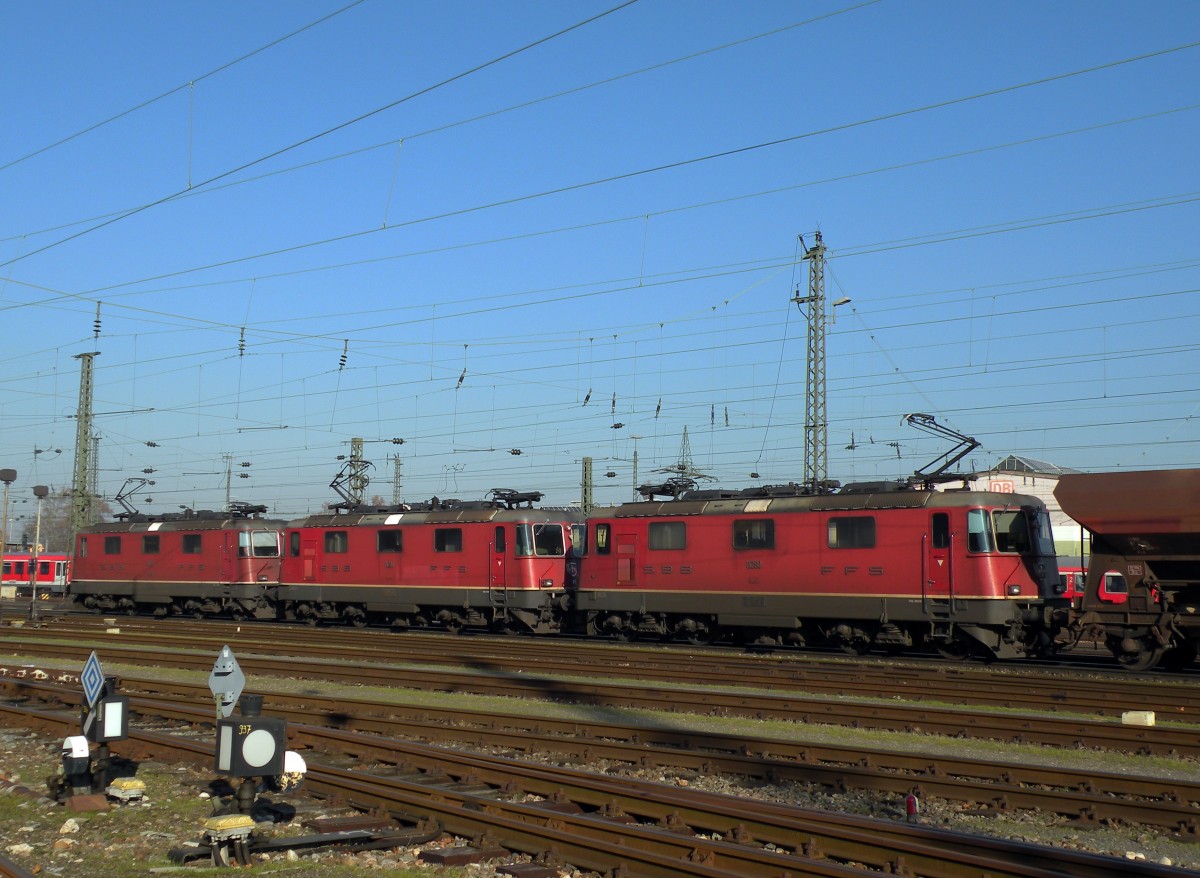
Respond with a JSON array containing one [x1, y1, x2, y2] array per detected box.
[[931, 513, 949, 550], [143, 535, 160, 554], [571, 523, 587, 556], [991, 511, 1031, 554], [378, 530, 403, 553], [827, 517, 875, 549], [289, 531, 300, 557], [182, 534, 202, 554], [104, 536, 121, 554], [435, 528, 463, 552], [516, 525, 532, 556], [494, 526, 506, 553], [324, 531, 349, 553], [78, 538, 88, 558], [966, 509, 994, 553], [648, 521, 686, 550], [595, 523, 611, 555], [733, 519, 774, 550]]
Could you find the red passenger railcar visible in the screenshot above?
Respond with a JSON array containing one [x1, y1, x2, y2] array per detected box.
[[276, 491, 582, 633], [1058, 566, 1128, 608], [576, 482, 1064, 660], [1, 553, 71, 595], [71, 503, 285, 618]]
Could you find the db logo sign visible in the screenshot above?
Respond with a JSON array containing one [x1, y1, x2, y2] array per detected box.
[[989, 480, 1015, 493]]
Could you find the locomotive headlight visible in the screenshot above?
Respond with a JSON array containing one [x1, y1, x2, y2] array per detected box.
[[540, 578, 554, 587], [1006, 585, 1021, 596]]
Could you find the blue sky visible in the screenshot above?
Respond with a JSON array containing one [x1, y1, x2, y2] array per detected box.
[[1, 0, 1198, 515]]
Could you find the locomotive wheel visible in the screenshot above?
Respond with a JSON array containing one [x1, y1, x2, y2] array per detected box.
[[839, 639, 870, 656]]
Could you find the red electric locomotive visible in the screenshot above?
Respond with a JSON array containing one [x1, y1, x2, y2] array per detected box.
[[71, 502, 285, 619], [575, 480, 1064, 660], [276, 489, 582, 633]]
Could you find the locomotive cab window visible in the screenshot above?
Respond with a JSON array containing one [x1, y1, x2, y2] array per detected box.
[[240, 530, 280, 558], [435, 528, 462, 553], [966, 509, 994, 553], [324, 531, 349, 553], [252, 531, 280, 557], [537, 524, 565, 556], [1031, 508, 1056, 556], [571, 523, 587, 556], [648, 521, 686, 551], [378, 530, 403, 553], [182, 534, 202, 554], [142, 535, 160, 554], [733, 519, 774, 550], [104, 536, 121, 555], [991, 510, 1031, 554], [594, 523, 611, 555], [827, 517, 875, 549]]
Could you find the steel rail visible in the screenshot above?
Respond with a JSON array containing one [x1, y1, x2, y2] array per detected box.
[[0, 699, 1186, 878], [7, 674, 1194, 833], [2, 638, 1197, 758], [20, 618, 1200, 716], [0, 855, 38, 878]]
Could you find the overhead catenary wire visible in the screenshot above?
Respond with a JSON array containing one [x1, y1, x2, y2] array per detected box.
[[0, 0, 643, 272]]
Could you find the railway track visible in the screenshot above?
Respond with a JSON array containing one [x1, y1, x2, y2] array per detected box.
[[6, 671, 1200, 833], [11, 615, 1200, 717], [3, 628, 1198, 758], [0, 687, 1189, 878]]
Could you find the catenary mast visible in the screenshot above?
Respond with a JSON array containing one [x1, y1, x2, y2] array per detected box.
[[70, 352, 100, 541]]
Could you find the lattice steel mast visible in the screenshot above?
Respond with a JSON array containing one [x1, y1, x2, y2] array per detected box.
[[70, 352, 100, 540], [795, 233, 828, 493]]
